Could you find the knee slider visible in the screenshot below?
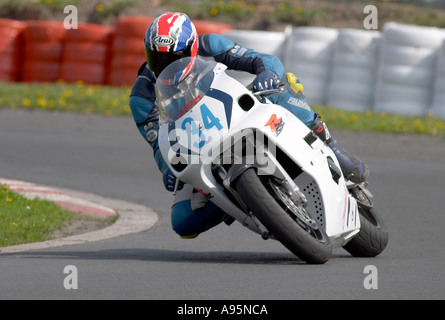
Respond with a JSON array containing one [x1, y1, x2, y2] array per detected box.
[[285, 73, 305, 98], [171, 201, 199, 238]]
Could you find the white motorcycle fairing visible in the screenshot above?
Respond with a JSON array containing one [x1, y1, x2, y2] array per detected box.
[[157, 58, 360, 249]]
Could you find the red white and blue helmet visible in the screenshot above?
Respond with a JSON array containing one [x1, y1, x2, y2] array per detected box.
[[145, 12, 199, 80]]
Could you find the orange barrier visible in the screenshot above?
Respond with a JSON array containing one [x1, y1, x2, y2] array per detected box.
[[22, 20, 66, 82], [0, 19, 26, 82], [108, 16, 154, 86], [193, 20, 232, 35], [1, 17, 231, 86], [108, 17, 232, 86], [60, 23, 113, 85]]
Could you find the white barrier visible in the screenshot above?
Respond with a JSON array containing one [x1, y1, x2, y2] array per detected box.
[[431, 40, 445, 119], [374, 22, 445, 116], [283, 27, 339, 106], [222, 29, 289, 85], [222, 22, 445, 119], [327, 28, 381, 112]]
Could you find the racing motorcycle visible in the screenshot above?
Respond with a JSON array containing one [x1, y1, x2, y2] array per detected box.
[[156, 57, 388, 264]]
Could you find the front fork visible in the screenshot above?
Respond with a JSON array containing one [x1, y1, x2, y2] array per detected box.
[[347, 181, 374, 209]]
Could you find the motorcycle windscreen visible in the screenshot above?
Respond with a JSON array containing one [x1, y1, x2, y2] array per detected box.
[[156, 57, 217, 123]]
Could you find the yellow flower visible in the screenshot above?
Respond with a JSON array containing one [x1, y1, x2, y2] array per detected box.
[[6, 198, 13, 202], [22, 98, 31, 107], [236, 1, 247, 8], [86, 87, 95, 96], [210, 7, 219, 16], [294, 6, 303, 14], [62, 90, 72, 98], [349, 114, 359, 123], [96, 4, 104, 12], [37, 97, 48, 108], [12, 222, 17, 227]]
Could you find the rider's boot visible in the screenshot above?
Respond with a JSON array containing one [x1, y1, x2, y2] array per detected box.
[[309, 114, 370, 184]]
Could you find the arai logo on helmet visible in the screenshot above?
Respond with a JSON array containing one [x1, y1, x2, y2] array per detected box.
[[153, 36, 175, 47]]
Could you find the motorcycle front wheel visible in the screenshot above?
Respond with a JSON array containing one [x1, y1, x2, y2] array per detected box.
[[343, 206, 389, 257], [234, 168, 333, 264]]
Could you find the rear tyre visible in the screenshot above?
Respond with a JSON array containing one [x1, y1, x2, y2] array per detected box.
[[234, 168, 332, 264]]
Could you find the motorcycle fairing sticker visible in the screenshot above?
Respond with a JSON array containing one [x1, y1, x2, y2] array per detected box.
[[207, 88, 233, 129], [168, 89, 233, 153], [265, 114, 285, 136]]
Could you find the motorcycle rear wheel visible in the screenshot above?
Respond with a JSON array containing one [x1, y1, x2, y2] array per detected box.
[[234, 168, 333, 264]]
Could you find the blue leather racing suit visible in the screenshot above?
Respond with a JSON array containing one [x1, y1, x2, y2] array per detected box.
[[129, 33, 315, 238]]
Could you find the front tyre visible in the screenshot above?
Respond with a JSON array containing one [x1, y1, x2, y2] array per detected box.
[[343, 206, 389, 257], [234, 168, 332, 264]]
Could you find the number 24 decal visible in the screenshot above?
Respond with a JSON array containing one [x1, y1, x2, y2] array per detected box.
[[181, 104, 223, 149]]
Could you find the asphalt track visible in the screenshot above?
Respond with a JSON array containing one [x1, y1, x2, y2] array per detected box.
[[0, 108, 444, 300]]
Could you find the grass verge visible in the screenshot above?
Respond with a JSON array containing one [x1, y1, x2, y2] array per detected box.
[[314, 106, 445, 137], [0, 185, 74, 247], [0, 185, 115, 248], [1, 81, 444, 137], [0, 81, 132, 116]]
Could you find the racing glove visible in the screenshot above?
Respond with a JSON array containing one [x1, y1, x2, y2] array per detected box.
[[253, 71, 280, 92], [163, 168, 177, 192]]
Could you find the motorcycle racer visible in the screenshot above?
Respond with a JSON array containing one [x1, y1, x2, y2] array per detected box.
[[129, 12, 369, 238]]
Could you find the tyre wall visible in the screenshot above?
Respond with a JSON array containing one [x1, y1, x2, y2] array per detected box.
[[374, 22, 445, 116], [108, 16, 153, 87], [431, 40, 445, 119], [60, 23, 113, 85], [2, 18, 445, 119], [0, 17, 231, 86], [327, 29, 381, 112], [0, 19, 26, 82], [283, 27, 339, 106], [222, 28, 289, 85], [21, 20, 66, 83]]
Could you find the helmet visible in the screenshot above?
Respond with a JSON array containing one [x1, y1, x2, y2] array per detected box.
[[144, 12, 199, 79]]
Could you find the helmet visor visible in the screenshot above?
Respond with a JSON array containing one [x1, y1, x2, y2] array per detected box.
[[146, 48, 191, 78]]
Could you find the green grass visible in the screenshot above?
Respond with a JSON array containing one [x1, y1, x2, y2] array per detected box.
[[0, 185, 75, 247], [1, 81, 445, 137], [314, 106, 445, 137], [0, 81, 132, 116]]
